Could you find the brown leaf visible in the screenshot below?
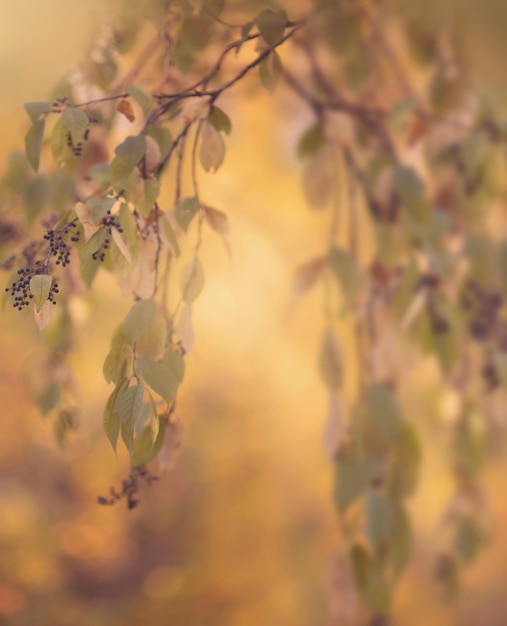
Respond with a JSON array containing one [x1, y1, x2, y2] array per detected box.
[[117, 99, 135, 122]]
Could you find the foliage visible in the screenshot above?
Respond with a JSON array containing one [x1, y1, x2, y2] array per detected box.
[[1, 0, 507, 622]]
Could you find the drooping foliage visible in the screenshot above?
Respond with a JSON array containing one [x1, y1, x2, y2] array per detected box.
[[2, 0, 507, 621]]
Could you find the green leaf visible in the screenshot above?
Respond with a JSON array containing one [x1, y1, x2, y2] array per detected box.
[[259, 51, 282, 91], [297, 123, 326, 158], [174, 16, 214, 73], [334, 454, 380, 513], [29, 274, 52, 311], [364, 383, 403, 441], [135, 309, 167, 359], [114, 134, 146, 171], [460, 131, 492, 181], [35, 382, 60, 416], [162, 349, 185, 383], [454, 517, 483, 564], [175, 196, 200, 232], [199, 121, 225, 173], [318, 328, 343, 390], [147, 125, 172, 155], [365, 491, 395, 555], [180, 258, 205, 303], [350, 544, 391, 614], [122, 299, 157, 345], [136, 178, 159, 216], [255, 9, 286, 45], [162, 216, 180, 257], [125, 83, 153, 115], [50, 118, 77, 168], [103, 327, 132, 383], [328, 246, 362, 305], [103, 378, 127, 452], [25, 120, 45, 172], [117, 382, 144, 451], [201, 0, 225, 18], [388, 423, 421, 498], [61, 106, 89, 142], [131, 417, 166, 467], [136, 357, 179, 403], [24, 101, 50, 123], [454, 406, 486, 476], [208, 105, 232, 135], [237, 21, 253, 55], [390, 503, 412, 578]]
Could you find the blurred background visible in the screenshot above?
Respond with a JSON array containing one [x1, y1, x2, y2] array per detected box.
[[1, 1, 507, 625]]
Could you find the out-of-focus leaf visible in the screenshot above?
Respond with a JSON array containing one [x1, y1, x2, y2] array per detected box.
[[328, 246, 362, 304], [454, 517, 483, 564], [25, 120, 45, 172], [174, 16, 214, 73], [203, 206, 230, 256], [334, 453, 380, 513], [364, 383, 403, 441], [259, 51, 282, 91], [176, 304, 195, 353], [388, 423, 421, 498], [24, 101, 50, 123], [302, 148, 334, 208], [180, 258, 205, 303], [454, 406, 486, 476], [365, 490, 395, 555], [349, 544, 391, 614], [161, 216, 180, 257], [162, 349, 185, 383], [322, 393, 345, 461], [318, 328, 343, 390], [297, 123, 326, 158], [255, 9, 286, 45], [390, 503, 412, 578], [208, 105, 232, 135], [175, 196, 200, 232], [199, 121, 226, 173]]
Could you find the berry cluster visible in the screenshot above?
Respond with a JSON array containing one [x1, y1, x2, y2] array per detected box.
[[43, 218, 81, 267], [5, 266, 59, 311], [65, 127, 90, 158], [91, 211, 124, 263], [459, 281, 503, 341], [97, 465, 159, 510]]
